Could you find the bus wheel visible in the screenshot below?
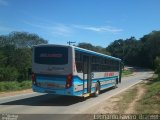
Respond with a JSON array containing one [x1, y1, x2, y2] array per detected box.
[[113, 82, 117, 89], [94, 82, 100, 97], [80, 96, 86, 101], [113, 79, 118, 89]]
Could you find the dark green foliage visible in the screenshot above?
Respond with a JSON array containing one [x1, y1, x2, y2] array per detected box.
[[154, 56, 160, 77], [0, 31, 48, 82], [0, 67, 19, 81], [0, 81, 32, 91], [139, 31, 160, 68], [122, 69, 133, 76], [107, 31, 160, 69], [107, 37, 142, 66], [77, 42, 110, 55], [0, 31, 48, 48]]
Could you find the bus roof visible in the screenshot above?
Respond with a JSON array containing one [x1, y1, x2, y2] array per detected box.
[[73, 46, 121, 61], [33, 44, 121, 61], [32, 44, 71, 48]]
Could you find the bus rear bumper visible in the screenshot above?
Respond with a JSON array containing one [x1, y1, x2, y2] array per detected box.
[[32, 85, 74, 96]]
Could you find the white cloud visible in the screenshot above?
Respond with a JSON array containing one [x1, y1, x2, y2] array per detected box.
[[0, 0, 8, 6], [24, 20, 123, 38], [50, 23, 72, 36], [24, 21, 72, 37], [73, 24, 123, 33]]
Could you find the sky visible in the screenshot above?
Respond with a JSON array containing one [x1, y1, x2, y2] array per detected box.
[[0, 0, 160, 47]]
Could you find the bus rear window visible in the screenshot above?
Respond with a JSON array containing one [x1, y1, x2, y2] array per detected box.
[[34, 46, 68, 65]]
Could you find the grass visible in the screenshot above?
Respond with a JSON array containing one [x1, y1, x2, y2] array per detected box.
[[116, 87, 138, 113], [136, 77, 160, 114], [0, 80, 32, 92], [122, 69, 133, 76], [112, 75, 160, 114]]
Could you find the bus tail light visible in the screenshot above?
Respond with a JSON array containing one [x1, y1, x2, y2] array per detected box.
[[32, 73, 37, 85], [66, 74, 72, 89]]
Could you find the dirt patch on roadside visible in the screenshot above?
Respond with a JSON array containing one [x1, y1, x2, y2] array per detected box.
[[0, 89, 33, 98], [82, 83, 147, 114], [84, 97, 122, 114], [124, 85, 146, 114], [70, 82, 149, 120]]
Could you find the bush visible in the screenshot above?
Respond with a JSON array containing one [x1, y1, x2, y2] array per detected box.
[[154, 56, 160, 78], [19, 81, 32, 89], [122, 69, 133, 76], [0, 67, 19, 81], [0, 81, 31, 92]]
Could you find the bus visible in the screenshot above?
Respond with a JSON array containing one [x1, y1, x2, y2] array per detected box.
[[32, 44, 122, 97]]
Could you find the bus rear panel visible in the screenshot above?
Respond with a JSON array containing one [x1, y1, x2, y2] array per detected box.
[[32, 45, 74, 96]]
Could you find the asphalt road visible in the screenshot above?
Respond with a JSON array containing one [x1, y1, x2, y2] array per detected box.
[[0, 69, 153, 119]]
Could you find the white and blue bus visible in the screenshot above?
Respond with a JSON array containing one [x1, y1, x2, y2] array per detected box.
[[32, 44, 122, 97]]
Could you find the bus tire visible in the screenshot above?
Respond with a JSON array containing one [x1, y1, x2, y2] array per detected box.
[[116, 78, 118, 84], [94, 82, 100, 97], [113, 78, 118, 89], [80, 96, 86, 101], [113, 82, 117, 89]]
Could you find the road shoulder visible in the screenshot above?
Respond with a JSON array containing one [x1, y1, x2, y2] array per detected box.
[[0, 89, 33, 98]]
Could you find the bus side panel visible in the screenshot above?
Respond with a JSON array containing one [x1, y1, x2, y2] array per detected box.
[[72, 76, 85, 96], [72, 73, 119, 96]]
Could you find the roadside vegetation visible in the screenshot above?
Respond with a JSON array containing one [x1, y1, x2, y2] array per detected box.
[[136, 77, 160, 113], [115, 75, 160, 114], [122, 69, 133, 77], [117, 87, 138, 113], [0, 32, 47, 92], [87, 75, 160, 114], [0, 80, 31, 92]]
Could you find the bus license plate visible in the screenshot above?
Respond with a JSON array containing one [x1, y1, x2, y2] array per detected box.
[[47, 83, 55, 88]]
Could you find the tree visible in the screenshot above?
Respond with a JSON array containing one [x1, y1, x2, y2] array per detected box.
[[154, 56, 160, 75], [0, 31, 48, 81], [77, 42, 110, 55], [106, 39, 124, 59], [0, 31, 48, 48], [106, 31, 160, 69], [140, 31, 160, 68]]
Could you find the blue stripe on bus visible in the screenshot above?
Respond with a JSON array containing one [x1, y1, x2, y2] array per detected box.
[[101, 83, 114, 89], [36, 76, 66, 82], [32, 85, 74, 95], [73, 83, 114, 96], [73, 87, 96, 96], [36, 74, 66, 81], [36, 74, 118, 83], [36, 75, 66, 85], [73, 75, 118, 85]]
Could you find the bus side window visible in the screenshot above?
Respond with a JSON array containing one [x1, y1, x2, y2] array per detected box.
[[75, 52, 83, 73], [83, 61, 88, 74]]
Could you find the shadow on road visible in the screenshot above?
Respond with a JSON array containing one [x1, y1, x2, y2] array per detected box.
[[0, 87, 115, 107], [0, 94, 85, 106], [133, 67, 153, 72], [1, 68, 153, 107]]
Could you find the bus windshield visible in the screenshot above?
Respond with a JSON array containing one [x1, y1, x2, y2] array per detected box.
[[34, 46, 68, 65]]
